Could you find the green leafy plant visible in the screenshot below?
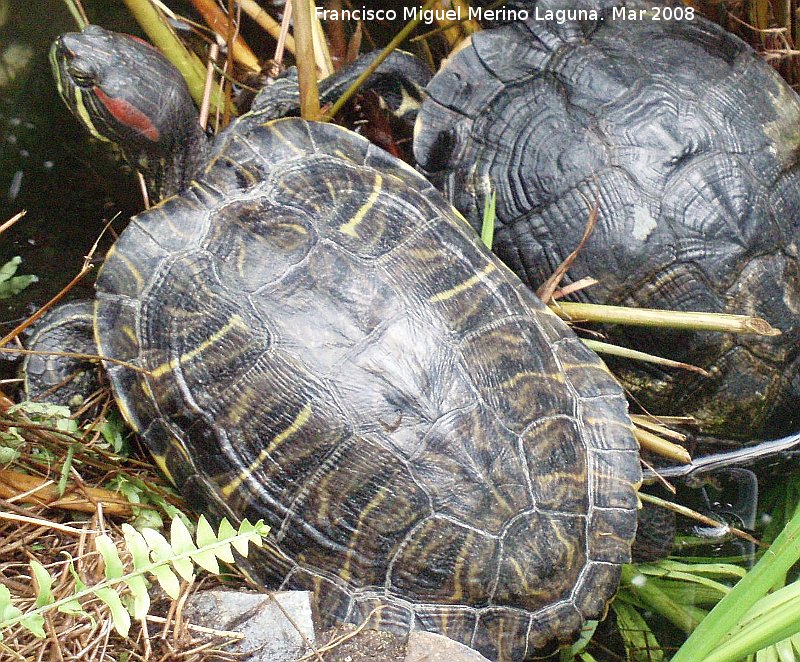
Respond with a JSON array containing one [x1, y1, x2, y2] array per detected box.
[[0, 515, 269, 639], [667, 485, 800, 662], [105, 473, 186, 530], [0, 256, 37, 299], [1, 402, 77, 466]]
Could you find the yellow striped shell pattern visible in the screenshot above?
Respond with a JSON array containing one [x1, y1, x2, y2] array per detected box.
[[94, 116, 641, 661]]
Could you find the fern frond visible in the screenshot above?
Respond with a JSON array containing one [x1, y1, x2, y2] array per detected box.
[[0, 515, 269, 639]]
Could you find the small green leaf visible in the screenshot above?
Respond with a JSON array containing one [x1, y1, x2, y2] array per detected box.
[[224, 519, 250, 557], [57, 444, 76, 498], [0, 446, 21, 464], [121, 524, 150, 569], [57, 597, 88, 618], [201, 516, 233, 564], [167, 518, 197, 580], [0, 256, 20, 282], [19, 613, 45, 638], [95, 587, 131, 637], [234, 519, 267, 557], [97, 414, 126, 454], [190, 548, 220, 574], [0, 585, 22, 622], [54, 417, 78, 434], [124, 575, 150, 621], [132, 509, 164, 531], [196, 515, 216, 548], [0, 273, 37, 299], [142, 527, 187, 595], [95, 535, 124, 579], [189, 518, 220, 573], [10, 401, 70, 420], [218, 518, 236, 540], [0, 257, 38, 299], [30, 560, 53, 608], [67, 558, 87, 592], [151, 565, 181, 600], [140, 527, 171, 558], [170, 516, 197, 555]]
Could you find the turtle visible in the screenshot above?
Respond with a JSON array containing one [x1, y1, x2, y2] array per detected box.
[[39, 25, 642, 660], [414, 3, 800, 441]]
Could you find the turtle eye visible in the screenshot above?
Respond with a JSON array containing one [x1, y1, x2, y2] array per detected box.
[[67, 65, 95, 87]]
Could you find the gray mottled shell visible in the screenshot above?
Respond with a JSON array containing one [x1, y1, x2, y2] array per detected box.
[[95, 117, 640, 660], [415, 14, 800, 439]]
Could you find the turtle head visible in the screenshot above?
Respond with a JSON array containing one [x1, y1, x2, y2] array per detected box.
[[51, 25, 206, 199]]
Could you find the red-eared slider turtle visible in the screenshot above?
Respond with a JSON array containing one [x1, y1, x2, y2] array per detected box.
[[43, 26, 641, 660], [414, 7, 800, 440]]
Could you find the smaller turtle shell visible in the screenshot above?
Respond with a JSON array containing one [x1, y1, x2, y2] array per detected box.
[[415, 13, 800, 439]]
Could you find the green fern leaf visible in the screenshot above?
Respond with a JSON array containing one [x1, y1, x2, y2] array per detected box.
[[144, 526, 189, 576], [96, 535, 125, 579], [189, 516, 219, 573], [141, 527, 186, 595], [152, 565, 182, 600], [0, 256, 37, 299], [94, 587, 131, 637], [58, 559, 92, 619], [0, 515, 269, 640], [0, 584, 22, 626], [121, 524, 150, 569], [124, 574, 150, 621], [170, 514, 197, 553], [0, 583, 45, 638], [68, 557, 87, 592], [201, 516, 233, 563], [57, 597, 88, 618], [195, 514, 216, 547], [218, 518, 238, 545], [234, 519, 266, 557], [30, 560, 53, 608], [0, 256, 20, 282], [171, 516, 207, 573], [19, 614, 45, 638]]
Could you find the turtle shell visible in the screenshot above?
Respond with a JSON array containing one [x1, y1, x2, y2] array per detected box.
[[414, 14, 800, 440], [94, 117, 640, 660]]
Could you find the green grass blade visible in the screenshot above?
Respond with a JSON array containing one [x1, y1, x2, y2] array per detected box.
[[671, 503, 800, 662], [620, 565, 703, 632], [613, 600, 663, 661], [702, 581, 800, 662]]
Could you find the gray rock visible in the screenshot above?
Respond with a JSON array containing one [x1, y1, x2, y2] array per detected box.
[[404, 631, 492, 662], [182, 589, 316, 661]]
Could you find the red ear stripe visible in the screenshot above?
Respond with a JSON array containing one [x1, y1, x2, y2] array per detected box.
[[93, 86, 160, 142]]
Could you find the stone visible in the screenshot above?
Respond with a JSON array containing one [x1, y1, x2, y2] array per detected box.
[[404, 631, 492, 662], [181, 589, 315, 661]]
